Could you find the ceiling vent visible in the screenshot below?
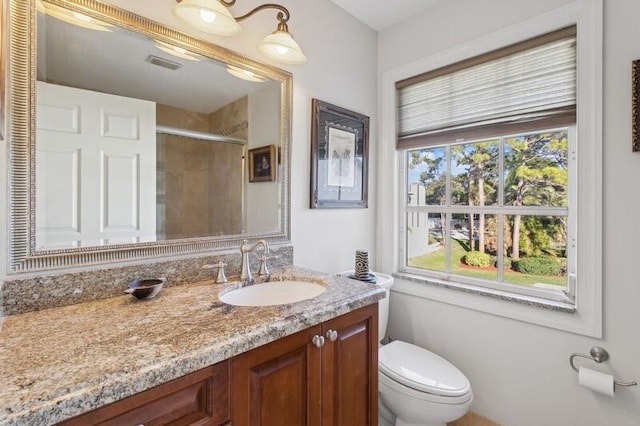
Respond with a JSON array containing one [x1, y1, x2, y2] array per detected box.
[[145, 55, 182, 71]]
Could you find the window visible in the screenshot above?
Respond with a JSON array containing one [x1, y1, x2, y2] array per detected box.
[[379, 0, 602, 336], [404, 128, 573, 302], [398, 27, 577, 303]]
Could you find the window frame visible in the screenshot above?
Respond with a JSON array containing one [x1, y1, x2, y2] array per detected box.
[[377, 0, 602, 337], [399, 126, 576, 304]]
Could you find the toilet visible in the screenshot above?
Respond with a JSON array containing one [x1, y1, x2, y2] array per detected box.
[[340, 271, 473, 426]]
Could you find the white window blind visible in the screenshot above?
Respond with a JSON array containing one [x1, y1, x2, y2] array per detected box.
[[397, 26, 576, 148]]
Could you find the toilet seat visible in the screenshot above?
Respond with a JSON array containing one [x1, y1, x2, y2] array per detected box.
[[379, 369, 473, 406], [379, 340, 471, 398]]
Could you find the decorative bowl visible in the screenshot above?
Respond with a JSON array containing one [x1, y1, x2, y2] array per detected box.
[[125, 278, 165, 300]]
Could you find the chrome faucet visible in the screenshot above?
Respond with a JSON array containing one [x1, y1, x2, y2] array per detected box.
[[240, 239, 270, 283]]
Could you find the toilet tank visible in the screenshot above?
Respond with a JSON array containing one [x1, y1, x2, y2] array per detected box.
[[337, 271, 394, 341]]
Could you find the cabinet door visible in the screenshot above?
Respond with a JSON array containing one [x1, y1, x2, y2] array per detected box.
[[231, 325, 323, 426], [60, 360, 230, 426], [321, 304, 378, 426]]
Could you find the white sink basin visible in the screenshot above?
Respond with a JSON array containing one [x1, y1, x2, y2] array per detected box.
[[219, 280, 326, 306]]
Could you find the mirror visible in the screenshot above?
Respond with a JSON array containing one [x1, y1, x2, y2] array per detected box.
[[5, 0, 292, 272]]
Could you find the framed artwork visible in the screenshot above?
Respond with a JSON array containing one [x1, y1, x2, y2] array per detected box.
[[248, 145, 276, 182], [633, 60, 640, 152], [310, 99, 369, 208]]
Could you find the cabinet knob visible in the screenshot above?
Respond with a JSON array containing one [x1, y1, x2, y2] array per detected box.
[[326, 329, 338, 342], [312, 335, 325, 348]]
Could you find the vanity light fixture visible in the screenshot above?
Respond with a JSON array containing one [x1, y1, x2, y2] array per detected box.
[[172, 0, 241, 35], [226, 64, 267, 82], [154, 40, 201, 61], [173, 0, 307, 64], [37, 0, 113, 31]]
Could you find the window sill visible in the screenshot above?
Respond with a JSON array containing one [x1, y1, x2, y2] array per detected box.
[[393, 272, 575, 313], [388, 272, 605, 336]]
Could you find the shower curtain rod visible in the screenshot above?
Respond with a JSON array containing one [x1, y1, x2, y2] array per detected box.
[[156, 125, 246, 145]]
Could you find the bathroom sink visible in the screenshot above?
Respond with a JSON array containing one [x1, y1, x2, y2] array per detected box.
[[219, 280, 326, 306]]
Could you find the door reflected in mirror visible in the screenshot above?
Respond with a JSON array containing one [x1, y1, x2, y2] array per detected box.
[[34, 1, 283, 251]]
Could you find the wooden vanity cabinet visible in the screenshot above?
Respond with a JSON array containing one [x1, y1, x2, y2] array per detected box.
[[321, 304, 379, 426], [57, 304, 377, 426], [59, 360, 230, 426], [231, 304, 379, 426], [231, 324, 323, 425]]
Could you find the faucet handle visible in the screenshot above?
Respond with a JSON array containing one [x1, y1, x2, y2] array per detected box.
[[258, 253, 270, 276], [260, 253, 281, 275], [202, 261, 228, 284]]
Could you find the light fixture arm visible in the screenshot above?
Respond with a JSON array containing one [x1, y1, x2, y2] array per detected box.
[[173, 0, 306, 63], [234, 3, 291, 32], [175, 0, 236, 5]]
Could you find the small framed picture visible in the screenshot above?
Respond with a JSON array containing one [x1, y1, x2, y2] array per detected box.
[[310, 99, 369, 208], [249, 145, 276, 182]]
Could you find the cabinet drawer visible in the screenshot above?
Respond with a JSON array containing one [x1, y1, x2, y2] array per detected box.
[[60, 360, 230, 426]]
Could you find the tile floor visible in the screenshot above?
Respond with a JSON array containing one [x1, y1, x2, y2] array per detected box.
[[448, 412, 500, 426]]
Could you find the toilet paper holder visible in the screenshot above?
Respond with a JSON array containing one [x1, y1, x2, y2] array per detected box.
[[569, 347, 637, 388]]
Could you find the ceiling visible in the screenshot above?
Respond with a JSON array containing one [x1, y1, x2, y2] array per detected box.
[[330, 0, 443, 31], [37, 10, 272, 115]]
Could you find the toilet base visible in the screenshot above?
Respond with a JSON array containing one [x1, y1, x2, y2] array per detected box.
[[378, 396, 395, 426], [379, 396, 455, 426], [379, 371, 472, 426]]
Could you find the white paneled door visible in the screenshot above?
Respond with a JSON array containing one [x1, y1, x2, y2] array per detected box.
[[36, 81, 156, 249]]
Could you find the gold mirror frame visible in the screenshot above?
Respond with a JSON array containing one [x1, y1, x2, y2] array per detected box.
[[5, 0, 292, 273]]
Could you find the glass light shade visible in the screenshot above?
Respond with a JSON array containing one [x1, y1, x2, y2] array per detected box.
[[172, 0, 241, 36], [37, 0, 113, 32], [154, 40, 201, 61], [226, 65, 267, 82], [258, 30, 307, 64]]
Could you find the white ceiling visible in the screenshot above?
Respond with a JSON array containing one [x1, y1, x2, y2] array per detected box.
[[37, 9, 271, 115], [330, 0, 443, 31]]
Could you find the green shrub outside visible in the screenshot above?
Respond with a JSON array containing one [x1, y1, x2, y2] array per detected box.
[[512, 257, 560, 276], [503, 257, 512, 270], [463, 251, 492, 268], [492, 256, 512, 270]]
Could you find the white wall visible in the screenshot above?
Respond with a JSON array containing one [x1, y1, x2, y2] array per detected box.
[[247, 83, 280, 234], [379, 1, 640, 425], [0, 0, 378, 279]]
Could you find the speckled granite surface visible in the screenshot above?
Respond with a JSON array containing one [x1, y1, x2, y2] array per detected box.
[[0, 266, 384, 426], [393, 272, 575, 313], [1, 245, 293, 316]]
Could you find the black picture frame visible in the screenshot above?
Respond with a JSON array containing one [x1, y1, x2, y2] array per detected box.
[[633, 60, 640, 152], [249, 145, 276, 182], [310, 99, 369, 209]]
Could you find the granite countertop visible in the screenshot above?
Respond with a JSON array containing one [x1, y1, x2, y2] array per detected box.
[[0, 266, 385, 426]]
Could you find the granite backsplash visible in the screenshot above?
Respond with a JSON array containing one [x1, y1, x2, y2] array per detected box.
[[0, 245, 293, 316]]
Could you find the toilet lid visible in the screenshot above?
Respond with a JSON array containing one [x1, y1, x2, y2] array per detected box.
[[379, 340, 471, 397]]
